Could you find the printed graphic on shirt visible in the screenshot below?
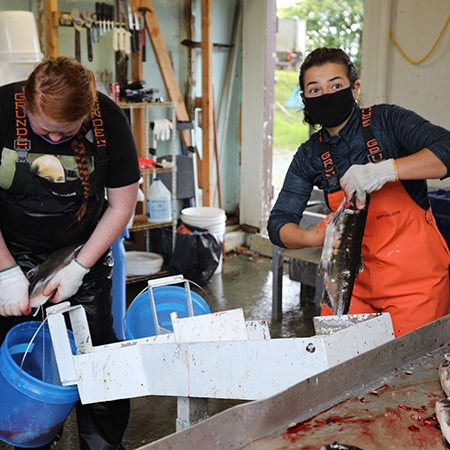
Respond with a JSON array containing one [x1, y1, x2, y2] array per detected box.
[[0, 148, 94, 190]]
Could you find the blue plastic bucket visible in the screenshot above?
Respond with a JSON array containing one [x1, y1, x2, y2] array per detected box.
[[125, 286, 211, 339], [0, 322, 79, 448]]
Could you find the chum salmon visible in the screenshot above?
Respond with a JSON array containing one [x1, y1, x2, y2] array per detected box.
[[27, 243, 84, 309], [318, 194, 369, 315]]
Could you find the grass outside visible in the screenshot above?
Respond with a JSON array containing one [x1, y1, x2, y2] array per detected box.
[[272, 69, 310, 202], [273, 69, 309, 150]]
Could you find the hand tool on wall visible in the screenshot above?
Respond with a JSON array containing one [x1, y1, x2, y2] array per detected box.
[[138, 6, 152, 62], [95, 3, 103, 36], [81, 11, 94, 61], [181, 39, 234, 50], [127, 2, 138, 52], [59, 13, 72, 26], [123, 0, 131, 54], [112, 0, 120, 51], [92, 14, 100, 43], [70, 8, 84, 62], [98, 3, 104, 34], [108, 4, 114, 31], [140, 13, 146, 61], [133, 6, 141, 52]]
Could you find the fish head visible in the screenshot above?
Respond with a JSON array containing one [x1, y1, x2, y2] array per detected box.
[[27, 242, 83, 309], [436, 399, 450, 444], [439, 353, 450, 397]]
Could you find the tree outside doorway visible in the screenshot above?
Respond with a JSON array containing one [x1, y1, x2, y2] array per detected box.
[[272, 0, 364, 206]]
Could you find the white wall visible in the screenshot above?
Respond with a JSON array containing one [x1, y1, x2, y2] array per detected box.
[[241, 0, 276, 230], [361, 0, 450, 129]]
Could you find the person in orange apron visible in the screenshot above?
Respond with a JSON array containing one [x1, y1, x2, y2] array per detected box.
[[268, 47, 450, 338]]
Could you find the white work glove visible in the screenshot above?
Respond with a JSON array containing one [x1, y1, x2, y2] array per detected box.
[[340, 159, 398, 209], [0, 265, 30, 317], [43, 259, 90, 304], [152, 119, 172, 141]]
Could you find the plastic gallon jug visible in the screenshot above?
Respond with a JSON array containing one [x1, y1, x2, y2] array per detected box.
[[147, 177, 172, 223]]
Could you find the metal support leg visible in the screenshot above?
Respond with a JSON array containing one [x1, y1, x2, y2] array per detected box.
[[272, 245, 284, 321], [176, 397, 209, 431]]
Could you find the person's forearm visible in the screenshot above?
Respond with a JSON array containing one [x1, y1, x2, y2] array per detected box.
[[77, 183, 139, 268], [279, 216, 330, 249], [396, 148, 447, 181], [0, 231, 17, 271]]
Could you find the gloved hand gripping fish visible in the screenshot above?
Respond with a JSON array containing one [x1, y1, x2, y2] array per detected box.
[[27, 242, 84, 309], [318, 194, 369, 315]]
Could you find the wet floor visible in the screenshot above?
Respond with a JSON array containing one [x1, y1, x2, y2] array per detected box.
[[0, 252, 321, 450]]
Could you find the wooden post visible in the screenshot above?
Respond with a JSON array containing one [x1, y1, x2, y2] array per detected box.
[[201, 0, 214, 206], [140, 0, 207, 195], [131, 0, 146, 159], [140, 0, 192, 149], [44, 0, 59, 57]]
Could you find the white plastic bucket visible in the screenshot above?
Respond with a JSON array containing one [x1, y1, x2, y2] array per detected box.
[[0, 11, 43, 61], [0, 11, 43, 86]]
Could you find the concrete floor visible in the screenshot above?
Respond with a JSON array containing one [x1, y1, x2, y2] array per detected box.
[[0, 251, 321, 450]]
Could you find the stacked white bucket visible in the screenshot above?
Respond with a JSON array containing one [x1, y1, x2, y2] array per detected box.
[[180, 207, 226, 273], [0, 11, 43, 87]]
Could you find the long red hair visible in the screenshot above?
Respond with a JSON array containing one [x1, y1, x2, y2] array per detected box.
[[24, 56, 97, 223]]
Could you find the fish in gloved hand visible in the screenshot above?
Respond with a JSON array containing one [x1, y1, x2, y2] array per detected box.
[[27, 243, 84, 309], [318, 194, 369, 315], [320, 442, 365, 450], [436, 398, 450, 445]]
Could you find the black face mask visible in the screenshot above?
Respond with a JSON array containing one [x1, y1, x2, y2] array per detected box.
[[303, 85, 355, 128]]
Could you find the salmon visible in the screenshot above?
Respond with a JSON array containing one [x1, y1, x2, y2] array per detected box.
[[27, 243, 84, 308], [318, 194, 369, 315]]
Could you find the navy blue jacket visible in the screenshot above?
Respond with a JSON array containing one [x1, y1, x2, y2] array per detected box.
[[268, 104, 450, 248]]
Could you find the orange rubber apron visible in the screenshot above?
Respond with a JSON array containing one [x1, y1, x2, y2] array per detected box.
[[319, 108, 450, 337]]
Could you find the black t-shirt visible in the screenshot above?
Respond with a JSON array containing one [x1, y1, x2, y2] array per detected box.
[[0, 82, 140, 194], [0, 82, 141, 250]]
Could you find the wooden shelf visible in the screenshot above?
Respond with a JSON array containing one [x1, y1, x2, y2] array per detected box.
[[126, 268, 168, 285], [129, 215, 176, 233], [118, 101, 174, 109]]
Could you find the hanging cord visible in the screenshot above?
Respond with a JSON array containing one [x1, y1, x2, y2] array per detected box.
[[390, 11, 450, 65], [16, 315, 49, 385]]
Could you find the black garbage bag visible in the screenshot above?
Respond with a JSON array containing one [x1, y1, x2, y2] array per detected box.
[[167, 223, 222, 286], [149, 226, 174, 266]]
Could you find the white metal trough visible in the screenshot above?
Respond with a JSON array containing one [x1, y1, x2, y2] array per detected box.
[[46, 277, 395, 429]]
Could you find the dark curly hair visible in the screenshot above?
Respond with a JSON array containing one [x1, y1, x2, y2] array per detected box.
[[299, 48, 359, 126]]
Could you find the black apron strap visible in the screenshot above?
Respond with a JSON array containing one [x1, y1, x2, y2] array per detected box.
[[361, 106, 385, 163], [13, 92, 31, 165], [319, 131, 341, 193]]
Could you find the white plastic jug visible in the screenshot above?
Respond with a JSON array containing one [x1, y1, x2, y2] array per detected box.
[[147, 178, 172, 223]]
